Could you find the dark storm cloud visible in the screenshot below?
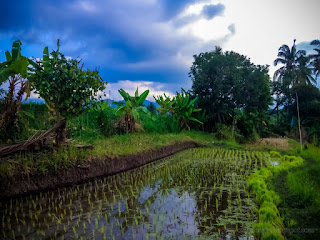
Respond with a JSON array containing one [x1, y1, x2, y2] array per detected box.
[[0, 0, 233, 92]]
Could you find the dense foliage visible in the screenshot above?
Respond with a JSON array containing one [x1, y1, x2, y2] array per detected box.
[[0, 40, 35, 142], [31, 40, 106, 120], [154, 89, 203, 130], [272, 39, 320, 143], [190, 47, 272, 139], [1, 39, 319, 145], [115, 88, 149, 133]]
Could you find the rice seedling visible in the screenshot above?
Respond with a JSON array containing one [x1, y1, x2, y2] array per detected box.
[[0, 147, 266, 239]]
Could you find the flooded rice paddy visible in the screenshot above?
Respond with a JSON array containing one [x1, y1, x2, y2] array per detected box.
[[0, 148, 268, 239]]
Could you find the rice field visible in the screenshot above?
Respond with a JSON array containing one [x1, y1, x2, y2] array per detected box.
[[0, 148, 269, 239]]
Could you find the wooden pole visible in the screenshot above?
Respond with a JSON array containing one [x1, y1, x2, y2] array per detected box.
[[296, 92, 303, 151]]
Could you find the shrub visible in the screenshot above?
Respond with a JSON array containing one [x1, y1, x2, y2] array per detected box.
[[213, 123, 244, 142], [270, 151, 281, 158], [140, 114, 180, 134]]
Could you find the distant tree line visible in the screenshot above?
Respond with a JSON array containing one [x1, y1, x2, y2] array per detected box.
[[1, 38, 319, 145]]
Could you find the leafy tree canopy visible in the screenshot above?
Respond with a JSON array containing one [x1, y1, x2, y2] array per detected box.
[[30, 40, 106, 120], [190, 47, 272, 136]]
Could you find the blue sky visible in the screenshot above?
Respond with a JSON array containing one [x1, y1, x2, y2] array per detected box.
[[0, 0, 319, 101]]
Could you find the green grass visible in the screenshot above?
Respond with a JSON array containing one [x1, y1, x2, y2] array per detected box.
[[247, 151, 305, 240], [269, 145, 320, 239], [286, 145, 320, 207], [0, 131, 215, 177]]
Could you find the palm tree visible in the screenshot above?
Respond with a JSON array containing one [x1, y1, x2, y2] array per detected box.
[[310, 39, 320, 79], [295, 55, 316, 85], [273, 39, 307, 86], [273, 39, 316, 118]]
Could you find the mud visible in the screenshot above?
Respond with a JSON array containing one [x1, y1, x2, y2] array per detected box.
[[0, 141, 199, 199]]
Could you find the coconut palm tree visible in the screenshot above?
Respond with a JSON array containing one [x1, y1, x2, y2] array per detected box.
[[273, 39, 316, 116], [309, 39, 320, 79], [295, 55, 316, 85], [273, 39, 307, 86]]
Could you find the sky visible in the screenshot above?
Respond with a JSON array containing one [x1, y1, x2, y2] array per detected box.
[[0, 0, 319, 101]]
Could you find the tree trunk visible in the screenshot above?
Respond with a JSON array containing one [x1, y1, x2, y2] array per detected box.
[[55, 119, 67, 145], [0, 120, 67, 157], [128, 115, 135, 133]]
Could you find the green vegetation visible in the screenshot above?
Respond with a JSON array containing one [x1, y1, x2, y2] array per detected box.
[[114, 88, 149, 133], [0, 131, 212, 177], [272, 39, 320, 143], [0, 40, 35, 142], [271, 145, 320, 240], [0, 148, 264, 239], [248, 151, 304, 239], [30, 40, 106, 143], [1, 38, 320, 240], [190, 47, 272, 139], [154, 88, 203, 130]]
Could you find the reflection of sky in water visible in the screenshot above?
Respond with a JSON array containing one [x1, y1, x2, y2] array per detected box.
[[0, 148, 259, 239]]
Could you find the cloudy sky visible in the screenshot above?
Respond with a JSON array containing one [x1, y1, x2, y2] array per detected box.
[[0, 0, 319, 101]]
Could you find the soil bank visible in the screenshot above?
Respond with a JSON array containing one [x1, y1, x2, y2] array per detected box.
[[0, 141, 199, 199]]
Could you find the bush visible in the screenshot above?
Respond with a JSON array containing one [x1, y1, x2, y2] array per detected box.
[[140, 114, 180, 134], [270, 151, 281, 158], [212, 123, 244, 142], [67, 106, 120, 142]]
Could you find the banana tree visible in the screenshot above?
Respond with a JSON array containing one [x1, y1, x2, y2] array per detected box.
[[115, 88, 149, 133], [0, 40, 36, 138], [172, 89, 203, 130], [154, 93, 175, 115]]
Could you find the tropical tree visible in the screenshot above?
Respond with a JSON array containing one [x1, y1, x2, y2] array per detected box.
[[0, 40, 35, 141], [31, 40, 106, 144], [171, 89, 203, 130], [310, 39, 320, 78], [273, 39, 316, 95], [146, 102, 157, 114], [273, 39, 307, 85], [154, 94, 174, 115], [273, 39, 316, 122], [295, 55, 316, 85], [190, 47, 271, 137], [154, 90, 203, 130], [115, 88, 149, 133]]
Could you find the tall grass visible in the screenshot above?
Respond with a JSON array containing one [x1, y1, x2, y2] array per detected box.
[[286, 145, 320, 206]]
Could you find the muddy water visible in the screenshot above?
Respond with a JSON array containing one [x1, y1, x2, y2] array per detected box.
[[0, 148, 263, 239]]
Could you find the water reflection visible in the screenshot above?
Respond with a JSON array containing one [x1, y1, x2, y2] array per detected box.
[[0, 148, 262, 239]]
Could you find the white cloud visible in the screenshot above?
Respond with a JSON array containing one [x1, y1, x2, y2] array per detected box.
[[221, 0, 319, 78], [100, 80, 175, 101], [170, 0, 319, 80]]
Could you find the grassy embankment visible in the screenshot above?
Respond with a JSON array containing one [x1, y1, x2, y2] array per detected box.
[[246, 138, 320, 239], [0, 131, 227, 177], [273, 145, 320, 240]]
